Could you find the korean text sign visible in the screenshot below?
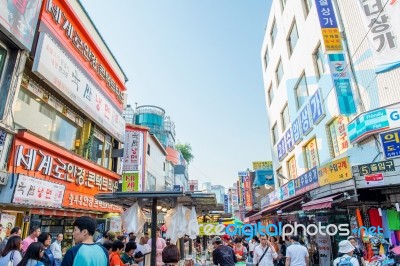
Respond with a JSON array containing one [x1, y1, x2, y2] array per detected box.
[[380, 129, 400, 159], [318, 157, 352, 186]]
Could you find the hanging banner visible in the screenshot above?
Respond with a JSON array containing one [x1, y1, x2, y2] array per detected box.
[[314, 0, 342, 51], [123, 131, 143, 171], [122, 172, 139, 192], [328, 53, 357, 116], [356, 0, 400, 73]]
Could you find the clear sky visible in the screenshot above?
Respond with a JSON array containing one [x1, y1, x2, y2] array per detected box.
[[80, 0, 273, 189]]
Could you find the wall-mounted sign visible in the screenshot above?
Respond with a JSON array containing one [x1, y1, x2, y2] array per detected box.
[[13, 174, 65, 208], [314, 0, 343, 51], [357, 160, 395, 176], [32, 33, 125, 142], [123, 131, 143, 171], [287, 156, 297, 180], [380, 129, 400, 159], [329, 116, 351, 157], [285, 129, 294, 151], [356, 0, 400, 73], [292, 117, 303, 144], [364, 173, 384, 187], [328, 53, 357, 116], [279, 180, 295, 201], [300, 106, 312, 136], [122, 172, 139, 192], [277, 137, 287, 161], [252, 161, 273, 170], [318, 157, 352, 186], [304, 138, 319, 170], [0, 0, 43, 51], [0, 130, 11, 173], [309, 90, 325, 125], [294, 167, 319, 195]]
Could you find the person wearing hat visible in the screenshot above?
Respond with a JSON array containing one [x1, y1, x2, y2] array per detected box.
[[333, 240, 360, 266], [347, 236, 365, 266], [212, 236, 237, 266], [222, 234, 234, 248]]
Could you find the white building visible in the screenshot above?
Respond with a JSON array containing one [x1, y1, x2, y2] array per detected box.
[[146, 134, 167, 191], [262, 0, 400, 194]]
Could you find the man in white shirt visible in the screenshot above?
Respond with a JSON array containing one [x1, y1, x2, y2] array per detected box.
[[249, 236, 259, 258], [333, 240, 360, 266], [285, 235, 309, 266], [253, 235, 278, 266], [50, 233, 63, 266]]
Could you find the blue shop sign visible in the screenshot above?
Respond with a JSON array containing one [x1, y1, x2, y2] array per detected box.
[[277, 137, 287, 161], [292, 117, 302, 144], [309, 90, 325, 125], [315, 0, 338, 28], [285, 128, 294, 151], [380, 129, 400, 159], [300, 106, 312, 136], [280, 180, 295, 201], [348, 108, 389, 143], [294, 167, 319, 195]]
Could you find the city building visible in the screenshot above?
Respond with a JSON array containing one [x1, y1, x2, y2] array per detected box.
[[0, 0, 127, 243], [258, 0, 400, 261]]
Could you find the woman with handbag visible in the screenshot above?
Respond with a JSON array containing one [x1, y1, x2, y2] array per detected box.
[[0, 236, 23, 266], [253, 236, 277, 266]]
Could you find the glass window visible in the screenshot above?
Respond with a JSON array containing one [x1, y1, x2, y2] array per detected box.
[[304, 138, 319, 170], [295, 74, 309, 109], [264, 47, 269, 70], [91, 137, 103, 165], [287, 156, 297, 180], [276, 59, 284, 86], [103, 135, 112, 169], [314, 43, 326, 79], [14, 88, 81, 151], [304, 0, 313, 15], [268, 84, 274, 105], [272, 122, 278, 145], [287, 22, 299, 56], [281, 104, 290, 131], [270, 20, 277, 47], [0, 45, 7, 77]]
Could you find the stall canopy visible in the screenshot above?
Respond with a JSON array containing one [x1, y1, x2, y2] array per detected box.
[[302, 193, 342, 211]]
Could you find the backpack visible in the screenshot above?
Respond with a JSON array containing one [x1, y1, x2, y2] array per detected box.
[[338, 256, 354, 266]]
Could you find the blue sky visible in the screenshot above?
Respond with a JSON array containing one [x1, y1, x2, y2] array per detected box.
[[80, 0, 272, 188]]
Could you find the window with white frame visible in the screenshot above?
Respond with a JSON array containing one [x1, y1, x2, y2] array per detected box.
[[295, 73, 309, 109], [281, 104, 290, 131], [264, 47, 270, 70], [313, 43, 326, 80], [276, 59, 284, 87], [287, 21, 299, 56], [272, 122, 278, 145], [280, 0, 286, 11], [268, 84, 274, 105], [270, 20, 277, 47], [304, 0, 313, 16]]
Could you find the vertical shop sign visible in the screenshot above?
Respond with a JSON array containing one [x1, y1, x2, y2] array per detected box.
[[305, 138, 319, 170], [285, 128, 294, 151], [329, 116, 351, 157], [356, 0, 400, 73], [122, 172, 139, 192], [277, 137, 287, 161], [300, 106, 312, 136], [287, 156, 297, 180], [123, 131, 143, 171], [316, 231, 331, 265], [292, 117, 302, 144], [309, 90, 325, 125], [380, 129, 400, 159], [0, 0, 43, 51], [314, 0, 343, 51], [0, 130, 9, 174], [328, 53, 357, 116]]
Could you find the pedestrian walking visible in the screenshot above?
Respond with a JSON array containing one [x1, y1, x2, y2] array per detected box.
[[285, 235, 309, 266], [38, 233, 55, 266], [21, 227, 41, 254], [147, 228, 166, 266], [212, 236, 237, 266], [0, 227, 22, 254], [109, 240, 125, 266], [347, 236, 365, 266], [233, 236, 248, 262], [49, 234, 63, 266], [0, 236, 23, 266], [253, 235, 277, 266], [61, 216, 108, 266], [333, 240, 359, 266], [17, 242, 45, 266]]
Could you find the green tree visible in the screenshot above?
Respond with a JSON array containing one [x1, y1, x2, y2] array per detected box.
[[175, 143, 194, 164]]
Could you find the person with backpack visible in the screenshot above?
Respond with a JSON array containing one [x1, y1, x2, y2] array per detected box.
[[333, 240, 360, 266]]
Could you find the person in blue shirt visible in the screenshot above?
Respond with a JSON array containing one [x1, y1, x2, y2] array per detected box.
[[61, 216, 109, 266], [38, 232, 55, 266]]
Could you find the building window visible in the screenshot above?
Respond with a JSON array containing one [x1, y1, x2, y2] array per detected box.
[[329, 116, 351, 157], [277, 167, 285, 186], [287, 21, 299, 56], [303, 0, 313, 16], [103, 135, 112, 169], [287, 156, 297, 180], [147, 143, 151, 155], [264, 47, 270, 70], [275, 59, 284, 87], [14, 88, 81, 152], [304, 138, 319, 170], [268, 84, 274, 105], [281, 104, 290, 131], [313, 43, 326, 80], [280, 0, 286, 12], [270, 20, 277, 47], [272, 122, 278, 145], [91, 137, 103, 165], [295, 73, 309, 109]]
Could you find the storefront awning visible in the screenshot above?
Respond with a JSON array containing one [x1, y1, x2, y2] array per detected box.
[[302, 194, 341, 211]]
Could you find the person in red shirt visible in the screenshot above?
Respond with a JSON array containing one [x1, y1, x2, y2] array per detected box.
[[109, 240, 128, 266]]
